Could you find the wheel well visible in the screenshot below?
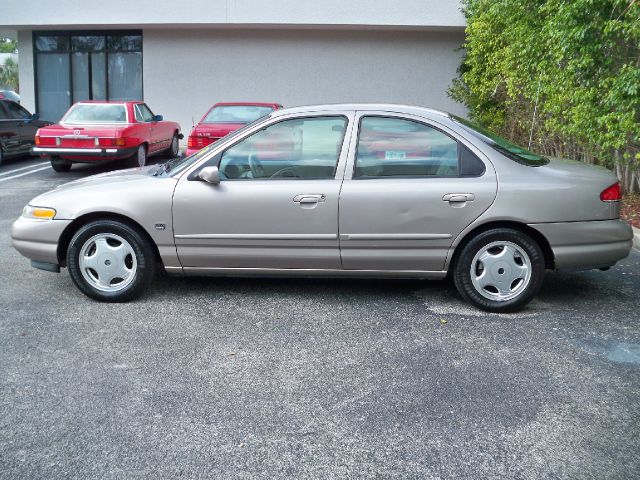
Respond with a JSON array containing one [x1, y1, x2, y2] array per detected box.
[[449, 221, 555, 272], [57, 212, 162, 267]]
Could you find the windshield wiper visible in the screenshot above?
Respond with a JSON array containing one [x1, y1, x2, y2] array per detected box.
[[153, 157, 181, 176]]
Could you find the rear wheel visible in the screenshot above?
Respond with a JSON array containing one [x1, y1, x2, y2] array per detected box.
[[165, 133, 179, 158], [51, 157, 72, 172], [67, 220, 156, 302], [131, 144, 146, 167], [453, 228, 545, 312]]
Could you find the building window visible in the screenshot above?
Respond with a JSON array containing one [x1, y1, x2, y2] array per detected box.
[[34, 31, 142, 121]]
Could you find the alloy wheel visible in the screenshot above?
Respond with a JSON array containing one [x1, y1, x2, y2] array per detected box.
[[78, 233, 137, 292], [470, 241, 532, 301]]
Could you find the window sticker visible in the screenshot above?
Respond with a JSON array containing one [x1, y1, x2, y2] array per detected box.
[[385, 150, 406, 161]]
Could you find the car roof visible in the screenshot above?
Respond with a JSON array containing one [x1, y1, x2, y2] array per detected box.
[[71, 100, 139, 105], [212, 102, 281, 107], [271, 103, 451, 119]]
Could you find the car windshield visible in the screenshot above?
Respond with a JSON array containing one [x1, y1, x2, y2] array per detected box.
[[159, 114, 274, 177], [203, 105, 274, 124], [451, 115, 549, 166], [62, 104, 128, 124]]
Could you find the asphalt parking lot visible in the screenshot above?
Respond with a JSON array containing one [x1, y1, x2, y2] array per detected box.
[[1, 156, 639, 479]]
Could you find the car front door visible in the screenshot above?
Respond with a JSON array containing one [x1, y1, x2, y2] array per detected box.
[[135, 103, 164, 153], [7, 101, 39, 153], [172, 112, 354, 270], [0, 100, 23, 158], [338, 112, 498, 272]]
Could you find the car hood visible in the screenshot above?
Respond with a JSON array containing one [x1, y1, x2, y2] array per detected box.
[[30, 166, 177, 220], [49, 165, 158, 193]]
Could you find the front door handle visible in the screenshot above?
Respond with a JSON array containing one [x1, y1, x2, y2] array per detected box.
[[293, 194, 326, 204], [442, 193, 475, 203]]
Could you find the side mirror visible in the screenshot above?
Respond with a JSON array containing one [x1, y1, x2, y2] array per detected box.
[[198, 166, 220, 185], [153, 114, 163, 122], [24, 113, 39, 124]]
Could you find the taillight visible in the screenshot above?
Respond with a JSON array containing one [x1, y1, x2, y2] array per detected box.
[[36, 136, 56, 146], [600, 182, 622, 202], [187, 135, 212, 149], [97, 137, 126, 147]]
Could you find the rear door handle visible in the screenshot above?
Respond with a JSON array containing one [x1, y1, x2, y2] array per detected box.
[[293, 194, 326, 204], [442, 193, 475, 202]]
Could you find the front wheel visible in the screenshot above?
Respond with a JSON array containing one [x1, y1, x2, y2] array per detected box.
[[51, 157, 72, 172], [67, 220, 156, 302], [453, 228, 545, 312]]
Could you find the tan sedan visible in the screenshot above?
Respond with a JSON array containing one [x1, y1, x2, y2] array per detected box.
[[11, 104, 633, 311]]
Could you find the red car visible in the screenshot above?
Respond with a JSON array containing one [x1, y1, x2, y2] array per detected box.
[[186, 102, 282, 156], [32, 101, 182, 172]]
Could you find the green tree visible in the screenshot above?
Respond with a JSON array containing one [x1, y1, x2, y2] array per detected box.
[[0, 38, 17, 53], [0, 57, 19, 92], [449, 0, 640, 192]]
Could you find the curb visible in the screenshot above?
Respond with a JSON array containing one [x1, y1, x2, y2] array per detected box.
[[634, 227, 640, 251]]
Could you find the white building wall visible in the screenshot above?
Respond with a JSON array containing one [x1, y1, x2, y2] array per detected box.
[[143, 28, 465, 138], [17, 30, 35, 112]]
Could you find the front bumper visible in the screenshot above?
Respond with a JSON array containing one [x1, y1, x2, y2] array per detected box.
[[11, 216, 72, 267], [31, 146, 138, 160], [529, 219, 634, 270]]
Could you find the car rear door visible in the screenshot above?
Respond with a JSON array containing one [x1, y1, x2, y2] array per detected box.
[[172, 111, 355, 270], [338, 112, 498, 272]]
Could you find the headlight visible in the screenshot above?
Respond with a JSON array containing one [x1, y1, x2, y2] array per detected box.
[[22, 205, 57, 220]]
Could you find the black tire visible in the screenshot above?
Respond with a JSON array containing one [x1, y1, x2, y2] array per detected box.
[[164, 133, 180, 158], [453, 228, 545, 312], [67, 220, 156, 302], [51, 157, 72, 172], [130, 144, 147, 168]]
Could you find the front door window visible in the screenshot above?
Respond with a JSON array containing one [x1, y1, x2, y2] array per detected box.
[[218, 116, 348, 180]]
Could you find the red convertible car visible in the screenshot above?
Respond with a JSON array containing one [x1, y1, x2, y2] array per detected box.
[[186, 102, 282, 156], [32, 101, 182, 172]]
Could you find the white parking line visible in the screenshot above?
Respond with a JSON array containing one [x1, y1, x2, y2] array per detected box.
[[0, 166, 52, 183], [0, 161, 49, 177]]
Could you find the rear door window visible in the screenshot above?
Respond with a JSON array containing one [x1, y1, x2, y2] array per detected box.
[[354, 117, 460, 178]]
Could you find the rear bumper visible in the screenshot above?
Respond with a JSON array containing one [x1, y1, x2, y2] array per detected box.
[[11, 216, 71, 267], [184, 147, 201, 157], [31, 146, 137, 160], [529, 219, 634, 270]]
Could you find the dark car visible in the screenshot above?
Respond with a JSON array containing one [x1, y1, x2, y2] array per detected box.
[[0, 90, 21, 103], [0, 99, 51, 165]]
